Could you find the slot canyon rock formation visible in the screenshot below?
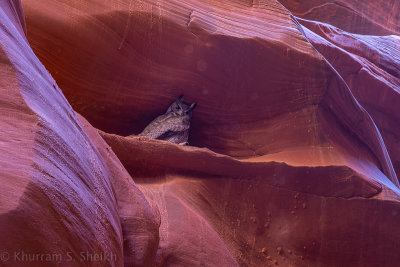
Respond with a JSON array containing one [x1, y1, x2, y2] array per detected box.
[[1, 0, 399, 266]]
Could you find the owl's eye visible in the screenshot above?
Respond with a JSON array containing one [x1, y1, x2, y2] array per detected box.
[[176, 106, 181, 110]]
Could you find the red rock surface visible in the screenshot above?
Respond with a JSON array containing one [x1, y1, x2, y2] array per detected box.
[[0, 0, 398, 266], [0, 1, 157, 266], [279, 0, 400, 35], [296, 19, 400, 179]]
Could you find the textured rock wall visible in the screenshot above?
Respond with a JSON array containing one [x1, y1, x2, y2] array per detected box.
[[21, 0, 399, 184], [0, 0, 398, 266], [279, 0, 400, 35], [0, 1, 158, 266]]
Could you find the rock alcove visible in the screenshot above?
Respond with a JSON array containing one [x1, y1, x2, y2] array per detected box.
[[0, 0, 398, 266], [23, 0, 398, 181]]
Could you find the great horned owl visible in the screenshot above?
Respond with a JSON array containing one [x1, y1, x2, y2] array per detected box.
[[136, 95, 197, 145]]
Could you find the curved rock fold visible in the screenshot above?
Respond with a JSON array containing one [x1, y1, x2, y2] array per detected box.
[[0, 0, 399, 266]]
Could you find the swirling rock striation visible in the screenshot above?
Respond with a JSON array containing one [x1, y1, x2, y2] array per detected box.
[[0, 0, 397, 266], [0, 1, 158, 266], [279, 0, 400, 35]]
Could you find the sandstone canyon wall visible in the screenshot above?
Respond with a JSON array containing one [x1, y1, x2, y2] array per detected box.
[[0, 0, 399, 266]]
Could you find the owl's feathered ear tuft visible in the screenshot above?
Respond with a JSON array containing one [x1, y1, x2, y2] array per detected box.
[[178, 95, 184, 102], [188, 102, 197, 112]]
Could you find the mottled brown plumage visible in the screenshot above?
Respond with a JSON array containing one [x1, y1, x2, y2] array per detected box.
[[136, 95, 196, 145]]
